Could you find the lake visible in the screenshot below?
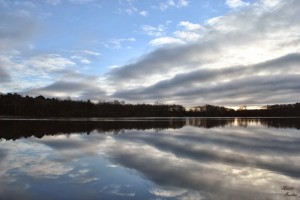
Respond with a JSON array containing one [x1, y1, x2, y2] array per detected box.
[[0, 118, 299, 200]]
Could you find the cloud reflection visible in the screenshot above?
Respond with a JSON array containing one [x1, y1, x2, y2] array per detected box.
[[98, 126, 300, 199], [0, 119, 299, 199]]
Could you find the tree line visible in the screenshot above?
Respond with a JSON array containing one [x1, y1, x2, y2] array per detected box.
[[0, 93, 185, 117], [0, 93, 299, 117]]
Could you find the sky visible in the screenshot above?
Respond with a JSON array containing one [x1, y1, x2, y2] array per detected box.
[[0, 0, 300, 108]]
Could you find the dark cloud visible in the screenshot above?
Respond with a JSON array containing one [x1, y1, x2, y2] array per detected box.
[[34, 81, 90, 93], [0, 11, 37, 85], [174, 74, 300, 105], [0, 12, 37, 51], [108, 1, 300, 106], [107, 43, 217, 82], [24, 73, 107, 100], [0, 66, 10, 82], [112, 53, 300, 105]]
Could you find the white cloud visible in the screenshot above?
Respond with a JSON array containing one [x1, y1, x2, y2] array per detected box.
[[71, 56, 91, 64], [103, 38, 136, 49], [226, 0, 249, 8], [70, 50, 101, 64], [72, 50, 101, 57], [118, 0, 147, 16], [108, 65, 120, 69], [124, 7, 138, 15], [173, 21, 206, 42], [159, 0, 189, 11], [141, 24, 166, 37], [24, 54, 76, 73], [173, 31, 202, 42], [260, 0, 283, 9], [145, 21, 205, 47], [0, 52, 83, 93], [149, 37, 184, 46], [205, 16, 223, 26], [178, 21, 203, 31], [139, 10, 148, 17], [178, 0, 189, 7]]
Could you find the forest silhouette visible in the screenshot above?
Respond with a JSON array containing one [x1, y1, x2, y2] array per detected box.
[[0, 93, 299, 117]]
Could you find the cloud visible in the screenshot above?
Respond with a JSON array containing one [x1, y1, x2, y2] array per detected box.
[[25, 73, 107, 100], [0, 52, 82, 93], [0, 64, 10, 83], [106, 38, 222, 88], [0, 12, 37, 51], [112, 53, 300, 105], [149, 36, 184, 46], [118, 0, 147, 16], [140, 24, 166, 37], [159, 0, 189, 11], [107, 0, 300, 106], [122, 5, 138, 15], [24, 54, 76, 73], [96, 125, 300, 200], [146, 21, 205, 46], [71, 56, 91, 64], [178, 21, 203, 31], [260, 0, 283, 9], [0, 140, 73, 181], [174, 21, 206, 42], [1, 121, 299, 199], [139, 10, 148, 17], [226, 0, 249, 8], [173, 31, 202, 42], [103, 38, 136, 49], [71, 50, 101, 57], [70, 50, 101, 64], [178, 0, 189, 7]]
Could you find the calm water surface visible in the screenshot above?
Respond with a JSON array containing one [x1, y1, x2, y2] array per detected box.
[[0, 118, 299, 200]]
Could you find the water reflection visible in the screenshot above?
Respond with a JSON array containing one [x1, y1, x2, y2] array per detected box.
[[0, 118, 186, 140], [0, 118, 299, 200], [0, 117, 300, 140]]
